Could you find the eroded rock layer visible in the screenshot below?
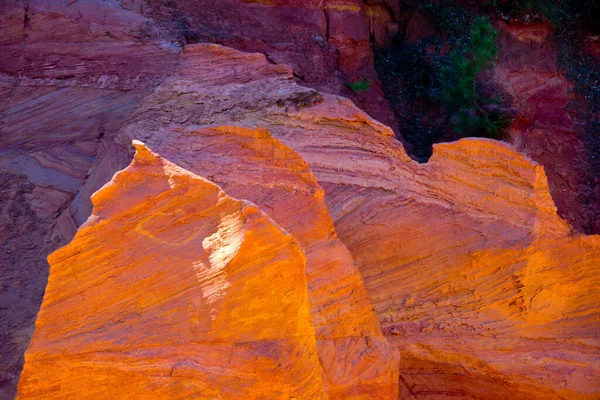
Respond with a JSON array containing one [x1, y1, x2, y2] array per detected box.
[[3, 2, 600, 398], [0, 1, 187, 393], [120, 125, 399, 398], [97, 43, 597, 399], [143, 0, 398, 131], [18, 143, 327, 399]]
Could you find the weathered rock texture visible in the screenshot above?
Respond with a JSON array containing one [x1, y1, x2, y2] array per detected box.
[[144, 0, 398, 131], [133, 43, 599, 398], [19, 142, 328, 399], [492, 21, 600, 234], [121, 125, 399, 398], [3, 1, 600, 399], [0, 1, 174, 395], [17, 40, 599, 399]]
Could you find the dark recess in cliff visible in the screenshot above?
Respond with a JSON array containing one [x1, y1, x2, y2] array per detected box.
[[371, 0, 600, 234]]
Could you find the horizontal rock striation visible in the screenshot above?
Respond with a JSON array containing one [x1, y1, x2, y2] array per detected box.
[[143, 0, 399, 132], [0, 0, 175, 394]]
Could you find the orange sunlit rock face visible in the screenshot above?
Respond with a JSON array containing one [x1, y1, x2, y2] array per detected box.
[[121, 125, 399, 398], [18, 143, 327, 399], [95, 43, 597, 398], [4, 0, 600, 397]]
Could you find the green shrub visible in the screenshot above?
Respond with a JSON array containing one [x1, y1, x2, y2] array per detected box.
[[438, 16, 508, 138], [346, 78, 372, 93]]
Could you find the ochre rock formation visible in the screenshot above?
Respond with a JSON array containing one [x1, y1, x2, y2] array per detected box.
[[110, 43, 597, 399], [119, 125, 399, 398], [3, 1, 600, 399], [19, 142, 327, 399]]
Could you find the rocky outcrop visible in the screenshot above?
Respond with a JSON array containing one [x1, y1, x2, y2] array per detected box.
[[108, 43, 598, 398], [3, 1, 600, 399], [324, 138, 600, 399], [492, 21, 600, 234], [144, 0, 398, 131], [17, 40, 600, 399], [119, 125, 400, 398], [3, 5, 401, 395], [18, 143, 328, 399]]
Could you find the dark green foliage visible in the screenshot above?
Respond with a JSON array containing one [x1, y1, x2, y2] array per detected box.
[[439, 17, 498, 109], [470, 17, 498, 71], [452, 106, 510, 140], [346, 78, 372, 93], [374, 4, 515, 160], [374, 42, 444, 160], [438, 17, 508, 138]]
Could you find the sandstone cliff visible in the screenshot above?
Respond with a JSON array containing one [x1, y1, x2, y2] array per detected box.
[[16, 40, 600, 399], [19, 142, 328, 399], [2, 1, 599, 399]]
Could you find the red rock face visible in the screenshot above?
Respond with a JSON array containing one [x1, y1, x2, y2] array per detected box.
[[0, 1, 167, 395], [365, 3, 399, 48], [584, 34, 600, 62], [144, 0, 398, 131], [491, 21, 600, 234], [2, 1, 600, 399]]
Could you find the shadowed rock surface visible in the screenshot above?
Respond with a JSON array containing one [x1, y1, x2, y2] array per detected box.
[[492, 21, 600, 234]]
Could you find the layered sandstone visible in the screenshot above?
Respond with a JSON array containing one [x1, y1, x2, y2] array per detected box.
[[97, 43, 597, 399], [0, 1, 173, 394], [144, 0, 398, 130], [2, 1, 600, 399], [117, 125, 399, 397], [19, 142, 327, 399]]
